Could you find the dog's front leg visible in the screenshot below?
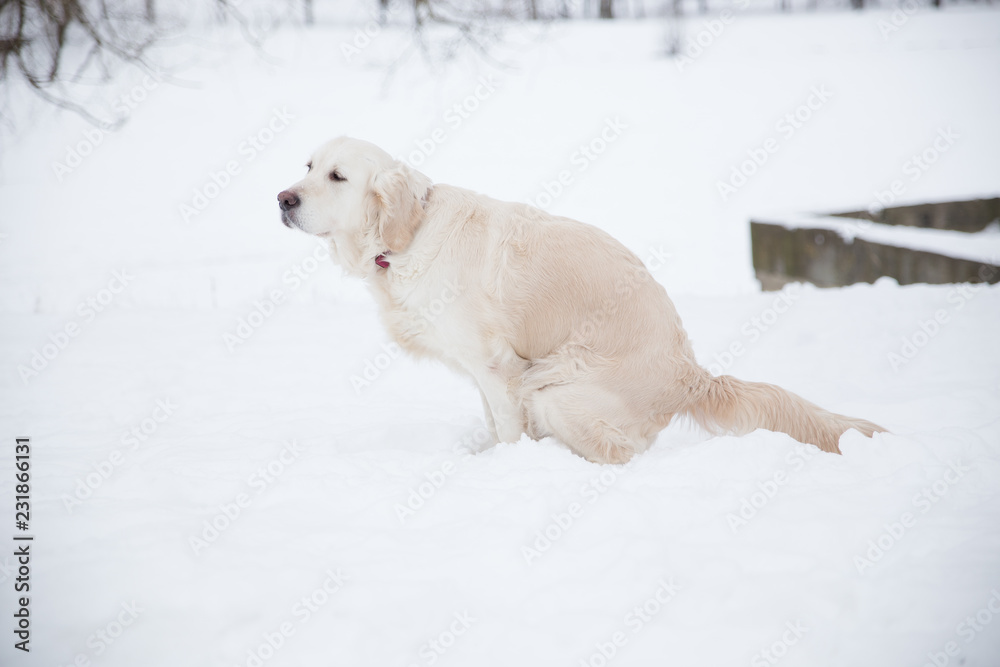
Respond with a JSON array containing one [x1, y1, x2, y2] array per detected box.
[[478, 389, 500, 446], [472, 349, 529, 444], [476, 376, 525, 443]]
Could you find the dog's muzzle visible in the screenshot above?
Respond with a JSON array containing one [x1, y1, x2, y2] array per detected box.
[[278, 190, 299, 228]]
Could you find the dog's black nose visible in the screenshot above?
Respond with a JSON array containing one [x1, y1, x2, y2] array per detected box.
[[278, 190, 300, 211]]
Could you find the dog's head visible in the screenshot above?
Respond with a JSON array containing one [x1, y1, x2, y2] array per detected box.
[[278, 136, 431, 276]]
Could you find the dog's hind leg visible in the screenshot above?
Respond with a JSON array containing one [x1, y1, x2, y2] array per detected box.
[[526, 380, 647, 464]]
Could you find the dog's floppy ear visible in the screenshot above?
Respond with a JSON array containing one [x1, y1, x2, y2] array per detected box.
[[366, 162, 431, 254]]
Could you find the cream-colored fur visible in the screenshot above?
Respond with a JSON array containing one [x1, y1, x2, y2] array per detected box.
[[278, 136, 884, 463]]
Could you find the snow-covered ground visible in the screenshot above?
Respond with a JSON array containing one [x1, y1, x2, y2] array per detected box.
[[2, 6, 1000, 667]]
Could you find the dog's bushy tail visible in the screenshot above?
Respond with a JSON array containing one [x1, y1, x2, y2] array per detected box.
[[684, 374, 884, 453]]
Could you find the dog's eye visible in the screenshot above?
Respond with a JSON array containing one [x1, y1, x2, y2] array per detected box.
[[306, 162, 312, 172], [329, 170, 345, 182]]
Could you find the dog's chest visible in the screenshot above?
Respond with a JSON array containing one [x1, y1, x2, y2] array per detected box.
[[381, 276, 469, 359]]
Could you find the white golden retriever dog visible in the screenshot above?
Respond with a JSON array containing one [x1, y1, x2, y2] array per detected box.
[[278, 137, 883, 463]]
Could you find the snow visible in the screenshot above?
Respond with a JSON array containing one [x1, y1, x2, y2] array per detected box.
[[2, 6, 1000, 667]]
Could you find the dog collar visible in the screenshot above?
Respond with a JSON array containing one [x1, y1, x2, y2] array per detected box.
[[375, 253, 390, 269]]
